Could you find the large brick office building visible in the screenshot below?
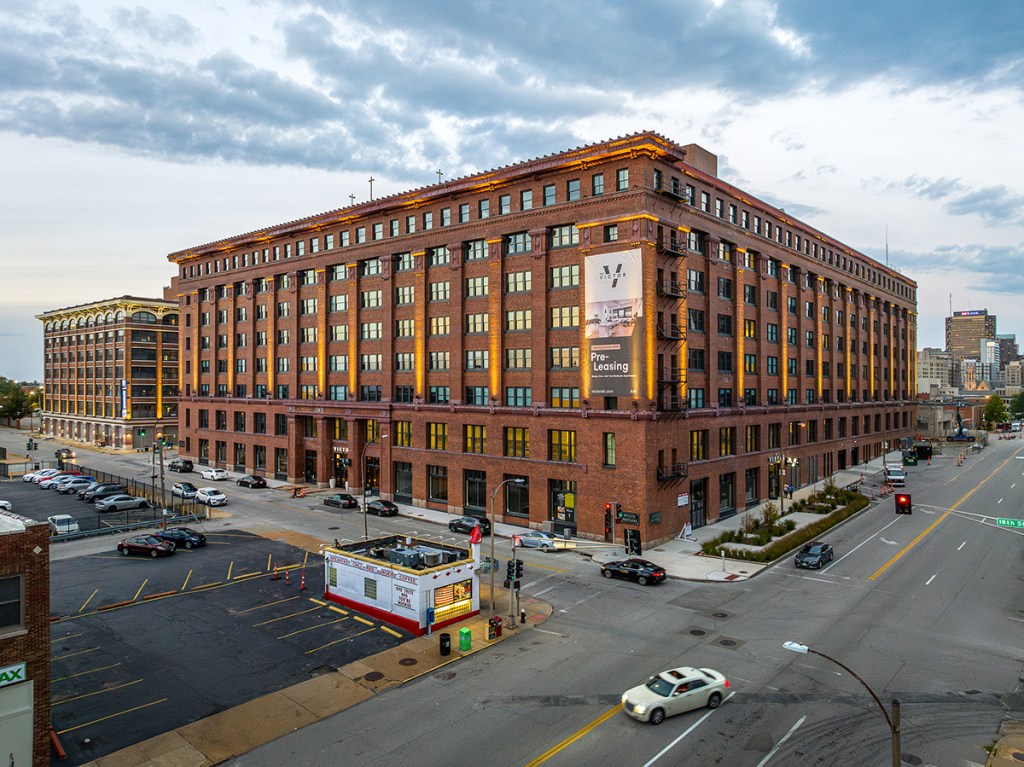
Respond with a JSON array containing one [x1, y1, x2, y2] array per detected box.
[[38, 296, 180, 452], [169, 132, 916, 544]]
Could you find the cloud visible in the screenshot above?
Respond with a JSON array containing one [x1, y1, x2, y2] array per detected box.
[[110, 6, 198, 45]]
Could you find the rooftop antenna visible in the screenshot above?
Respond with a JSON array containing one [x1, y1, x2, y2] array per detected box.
[[349, 194, 355, 206], [436, 169, 444, 183], [885, 223, 889, 267], [368, 176, 375, 200]]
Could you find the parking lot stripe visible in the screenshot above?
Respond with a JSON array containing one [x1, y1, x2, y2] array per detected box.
[[53, 678, 144, 707], [354, 616, 374, 627], [56, 697, 168, 735], [233, 571, 262, 581], [276, 616, 348, 639], [53, 647, 99, 662], [305, 626, 375, 654], [192, 581, 222, 591], [252, 605, 322, 627], [308, 598, 327, 606], [181, 570, 192, 591], [132, 578, 149, 602], [226, 561, 234, 581], [234, 596, 300, 615], [267, 553, 273, 572], [50, 633, 82, 643], [52, 663, 121, 683], [78, 590, 98, 613]]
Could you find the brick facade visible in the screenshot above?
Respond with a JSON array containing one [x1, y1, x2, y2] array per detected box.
[[169, 131, 917, 545], [0, 512, 51, 767]]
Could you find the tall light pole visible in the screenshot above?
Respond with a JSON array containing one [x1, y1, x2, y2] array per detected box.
[[361, 433, 388, 540], [784, 641, 901, 766], [489, 477, 525, 611], [770, 453, 799, 513]]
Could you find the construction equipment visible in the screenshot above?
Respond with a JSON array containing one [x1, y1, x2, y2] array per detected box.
[[947, 401, 974, 442]]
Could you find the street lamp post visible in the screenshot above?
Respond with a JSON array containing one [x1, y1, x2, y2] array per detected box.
[[360, 433, 388, 540], [770, 453, 800, 513], [783, 641, 901, 766], [489, 477, 525, 611]]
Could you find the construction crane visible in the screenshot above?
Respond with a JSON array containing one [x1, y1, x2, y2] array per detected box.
[[947, 400, 973, 442]]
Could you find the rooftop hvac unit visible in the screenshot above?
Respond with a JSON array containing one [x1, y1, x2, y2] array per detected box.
[[390, 547, 421, 568], [415, 547, 443, 567]]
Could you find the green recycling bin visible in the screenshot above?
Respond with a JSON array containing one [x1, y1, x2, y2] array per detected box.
[[458, 626, 472, 651]]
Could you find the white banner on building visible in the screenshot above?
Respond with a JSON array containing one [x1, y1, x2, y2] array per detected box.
[[585, 249, 644, 398]]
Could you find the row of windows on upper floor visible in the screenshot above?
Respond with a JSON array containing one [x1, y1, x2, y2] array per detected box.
[[652, 169, 913, 301], [42, 311, 178, 333]]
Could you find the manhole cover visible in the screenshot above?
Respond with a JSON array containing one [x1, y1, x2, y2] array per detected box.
[[398, 658, 418, 667], [434, 671, 457, 681], [712, 612, 728, 618], [364, 671, 384, 681], [719, 639, 737, 647], [689, 629, 706, 636], [901, 754, 923, 766]]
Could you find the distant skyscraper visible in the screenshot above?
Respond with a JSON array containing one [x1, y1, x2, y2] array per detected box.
[[946, 310, 997, 359], [996, 333, 1018, 369]]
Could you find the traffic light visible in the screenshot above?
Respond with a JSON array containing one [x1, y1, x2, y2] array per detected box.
[[624, 528, 642, 556], [615, 502, 624, 522], [515, 559, 524, 579], [895, 494, 912, 514], [506, 559, 516, 581]]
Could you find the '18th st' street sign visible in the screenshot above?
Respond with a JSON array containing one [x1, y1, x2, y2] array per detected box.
[[0, 661, 26, 688], [996, 518, 1024, 529]]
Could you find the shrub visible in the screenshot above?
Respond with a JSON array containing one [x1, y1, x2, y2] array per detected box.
[[761, 501, 781, 528]]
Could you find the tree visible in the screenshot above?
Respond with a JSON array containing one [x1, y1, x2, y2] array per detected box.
[[0, 379, 34, 425], [983, 394, 1009, 429], [1010, 392, 1024, 419]]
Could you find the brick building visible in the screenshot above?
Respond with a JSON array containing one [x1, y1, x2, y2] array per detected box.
[[169, 132, 916, 543], [0, 511, 51, 767], [37, 295, 180, 451]]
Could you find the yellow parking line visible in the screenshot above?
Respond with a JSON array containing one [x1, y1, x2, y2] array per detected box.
[[235, 596, 300, 615], [381, 626, 403, 638], [181, 570, 192, 591], [52, 663, 121, 682], [305, 627, 375, 654], [53, 678, 143, 707], [524, 705, 621, 767], [51, 633, 81, 643], [226, 561, 234, 581], [869, 453, 1017, 581], [132, 579, 149, 602], [192, 581, 222, 591], [354, 616, 374, 627], [267, 552, 273, 572], [233, 571, 262, 581], [53, 647, 100, 662], [276, 616, 348, 639], [252, 605, 322, 627], [78, 590, 98, 613], [57, 697, 168, 735]]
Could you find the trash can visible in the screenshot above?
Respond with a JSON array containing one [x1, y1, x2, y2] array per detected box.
[[486, 618, 496, 641], [439, 632, 451, 656], [493, 616, 503, 637], [458, 626, 472, 651]]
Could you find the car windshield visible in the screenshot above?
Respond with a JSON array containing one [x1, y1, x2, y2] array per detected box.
[[801, 544, 825, 555], [645, 677, 675, 697], [142, 537, 163, 544]]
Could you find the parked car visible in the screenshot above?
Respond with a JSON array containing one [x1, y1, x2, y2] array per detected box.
[[24, 468, 60, 482], [366, 499, 400, 517], [236, 475, 267, 488], [196, 487, 227, 506], [168, 458, 194, 473], [172, 482, 198, 499], [794, 541, 834, 569], [39, 472, 81, 489], [47, 514, 80, 535], [600, 558, 667, 586], [58, 477, 95, 494], [448, 515, 490, 534], [621, 666, 730, 724], [201, 468, 228, 481], [0, 500, 11, 511], [95, 494, 150, 512], [324, 493, 359, 509], [152, 527, 207, 549], [516, 531, 559, 550], [82, 484, 125, 502], [52, 475, 94, 492], [117, 535, 175, 558]]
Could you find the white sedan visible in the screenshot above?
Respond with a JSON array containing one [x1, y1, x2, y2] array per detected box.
[[196, 487, 228, 506], [621, 666, 730, 724], [201, 468, 228, 481], [0, 501, 11, 511]]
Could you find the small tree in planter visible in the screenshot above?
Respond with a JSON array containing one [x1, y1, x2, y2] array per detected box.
[[740, 512, 759, 539], [761, 501, 781, 529]]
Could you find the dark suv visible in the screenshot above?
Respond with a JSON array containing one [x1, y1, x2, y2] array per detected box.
[[168, 459, 194, 473], [82, 484, 126, 503]]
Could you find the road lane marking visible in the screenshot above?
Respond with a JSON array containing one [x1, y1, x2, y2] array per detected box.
[[52, 663, 121, 682], [926, 573, 937, 585], [754, 715, 807, 767], [825, 516, 903, 572], [524, 704, 620, 766], [957, 541, 967, 551], [79, 590, 98, 613], [252, 605, 321, 626], [869, 452, 1019, 581], [998, 498, 1004, 504], [641, 693, 735, 767], [132, 578, 149, 602], [276, 616, 348, 639], [534, 586, 557, 597], [56, 697, 168, 735], [53, 678, 143, 707]]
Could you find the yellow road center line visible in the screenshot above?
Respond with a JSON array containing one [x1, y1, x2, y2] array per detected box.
[[52, 663, 121, 682], [869, 452, 1018, 581], [56, 697, 168, 735], [132, 578, 149, 602], [78, 590, 98, 613], [524, 704, 621, 767], [276, 616, 348, 639], [53, 678, 143, 707]]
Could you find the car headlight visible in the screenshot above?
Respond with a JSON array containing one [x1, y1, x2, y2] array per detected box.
[[633, 704, 647, 714]]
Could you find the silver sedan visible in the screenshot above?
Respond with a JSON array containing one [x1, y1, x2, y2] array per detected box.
[[95, 494, 150, 512]]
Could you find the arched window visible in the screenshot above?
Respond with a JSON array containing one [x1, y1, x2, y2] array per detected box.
[[132, 311, 157, 324], [161, 313, 179, 326]]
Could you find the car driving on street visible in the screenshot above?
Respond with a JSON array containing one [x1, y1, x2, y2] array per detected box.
[[621, 666, 729, 724], [196, 487, 227, 506], [201, 467, 229, 481], [515, 531, 559, 550], [366, 499, 400, 516], [600, 558, 667, 586], [324, 493, 359, 508], [236, 475, 267, 488], [794, 541, 834, 569], [168, 458, 194, 473], [448, 515, 490, 534]]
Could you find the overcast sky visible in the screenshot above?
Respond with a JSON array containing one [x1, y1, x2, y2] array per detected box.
[[3, 0, 1023, 381]]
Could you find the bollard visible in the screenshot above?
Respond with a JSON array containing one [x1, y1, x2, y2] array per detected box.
[[520, 608, 526, 625]]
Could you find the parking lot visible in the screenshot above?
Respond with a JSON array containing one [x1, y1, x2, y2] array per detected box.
[[48, 529, 411, 765]]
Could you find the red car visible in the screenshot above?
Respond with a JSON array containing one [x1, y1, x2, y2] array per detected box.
[[117, 535, 175, 558]]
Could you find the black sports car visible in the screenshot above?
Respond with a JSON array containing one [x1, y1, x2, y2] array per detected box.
[[153, 527, 207, 549], [236, 475, 267, 488], [600, 558, 667, 585], [448, 515, 491, 534], [324, 493, 359, 509]]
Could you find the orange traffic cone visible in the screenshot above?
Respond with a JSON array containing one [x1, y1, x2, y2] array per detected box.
[[272, 564, 279, 580], [285, 569, 291, 585], [300, 570, 307, 591]]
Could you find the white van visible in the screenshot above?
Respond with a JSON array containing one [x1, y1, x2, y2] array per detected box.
[[884, 465, 906, 487]]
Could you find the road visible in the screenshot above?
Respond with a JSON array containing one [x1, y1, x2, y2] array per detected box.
[[219, 442, 1023, 767]]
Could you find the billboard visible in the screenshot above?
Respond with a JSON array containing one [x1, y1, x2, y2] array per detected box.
[[585, 249, 643, 398]]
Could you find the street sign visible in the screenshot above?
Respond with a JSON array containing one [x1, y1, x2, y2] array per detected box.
[[618, 512, 640, 525], [996, 518, 1024, 528]]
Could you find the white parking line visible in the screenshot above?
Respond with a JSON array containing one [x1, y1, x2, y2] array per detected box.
[[957, 541, 967, 551], [926, 573, 937, 585], [641, 692, 734, 767], [755, 715, 807, 767]]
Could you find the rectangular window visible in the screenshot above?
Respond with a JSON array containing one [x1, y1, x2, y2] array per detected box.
[[329, 294, 349, 312], [505, 348, 532, 369], [429, 315, 450, 336], [499, 194, 511, 215], [429, 351, 450, 371], [428, 246, 450, 266], [478, 199, 490, 219], [330, 324, 349, 341], [505, 309, 532, 331], [466, 276, 489, 297], [616, 168, 629, 191], [550, 264, 579, 288], [550, 305, 580, 329], [719, 426, 736, 456], [464, 386, 489, 405], [687, 269, 705, 293], [394, 252, 414, 272], [360, 354, 382, 371], [505, 232, 531, 255], [0, 575, 24, 631], [505, 271, 532, 293], [464, 425, 486, 453], [360, 322, 383, 340], [592, 173, 605, 195], [459, 203, 470, 223], [504, 427, 529, 457], [506, 387, 532, 407], [465, 350, 489, 370], [329, 355, 348, 371], [405, 215, 416, 234], [688, 309, 705, 332], [548, 430, 576, 462], [688, 387, 705, 409], [428, 386, 450, 404], [550, 346, 579, 369], [428, 422, 448, 450], [717, 277, 733, 299], [550, 386, 580, 408], [717, 314, 733, 335], [549, 224, 579, 248], [603, 432, 616, 466], [566, 178, 581, 201], [520, 189, 533, 210], [396, 285, 414, 305], [440, 207, 451, 226], [429, 281, 450, 302], [464, 239, 487, 261], [744, 354, 757, 373], [465, 313, 489, 334], [361, 290, 382, 308], [690, 430, 707, 461], [395, 352, 415, 372], [423, 211, 433, 230], [744, 319, 757, 338], [543, 184, 556, 206]]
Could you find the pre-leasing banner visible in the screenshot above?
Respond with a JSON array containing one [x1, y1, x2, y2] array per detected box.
[[584, 249, 643, 398]]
